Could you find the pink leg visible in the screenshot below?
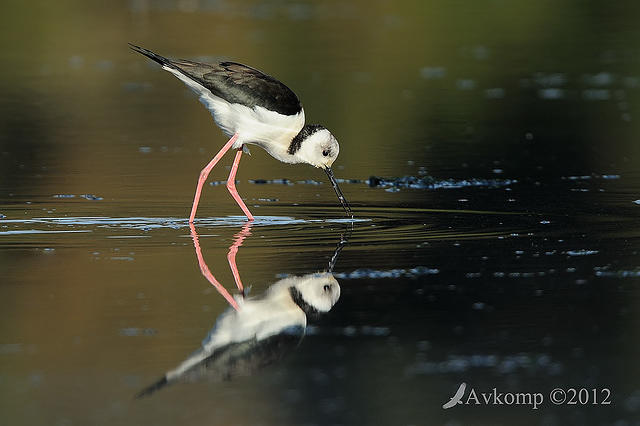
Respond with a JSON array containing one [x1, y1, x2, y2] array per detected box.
[[227, 222, 253, 293], [226, 149, 254, 221], [189, 133, 239, 223], [189, 223, 240, 311]]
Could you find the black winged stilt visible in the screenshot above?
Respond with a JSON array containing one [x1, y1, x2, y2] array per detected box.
[[129, 44, 353, 222]]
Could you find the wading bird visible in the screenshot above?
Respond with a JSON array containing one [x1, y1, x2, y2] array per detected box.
[[129, 44, 352, 222]]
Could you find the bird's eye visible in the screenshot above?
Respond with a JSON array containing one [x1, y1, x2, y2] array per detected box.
[[323, 284, 332, 292], [322, 150, 330, 157]]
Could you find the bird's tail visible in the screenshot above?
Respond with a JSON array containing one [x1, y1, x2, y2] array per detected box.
[[128, 43, 174, 69], [134, 375, 170, 399]]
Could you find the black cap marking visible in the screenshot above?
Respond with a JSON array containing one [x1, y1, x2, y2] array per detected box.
[[289, 286, 321, 318], [288, 124, 325, 155]]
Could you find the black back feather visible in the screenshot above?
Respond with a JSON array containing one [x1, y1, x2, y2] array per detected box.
[[129, 44, 302, 116]]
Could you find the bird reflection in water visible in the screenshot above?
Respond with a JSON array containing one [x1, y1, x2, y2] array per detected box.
[[136, 223, 345, 398]]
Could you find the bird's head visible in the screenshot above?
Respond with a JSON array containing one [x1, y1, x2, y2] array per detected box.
[[294, 125, 340, 169], [290, 124, 353, 217], [289, 272, 341, 315]]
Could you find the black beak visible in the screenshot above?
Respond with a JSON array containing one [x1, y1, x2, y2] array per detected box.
[[324, 167, 353, 219]]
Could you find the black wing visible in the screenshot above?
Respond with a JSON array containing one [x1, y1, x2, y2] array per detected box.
[[134, 328, 304, 398], [129, 44, 302, 116]]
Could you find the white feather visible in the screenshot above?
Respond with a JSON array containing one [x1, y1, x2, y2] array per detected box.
[[163, 66, 305, 163]]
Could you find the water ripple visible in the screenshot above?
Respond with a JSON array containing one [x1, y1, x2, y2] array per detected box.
[[0, 215, 369, 232]]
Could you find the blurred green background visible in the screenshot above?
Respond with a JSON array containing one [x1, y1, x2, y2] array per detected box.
[[2, 0, 639, 203]]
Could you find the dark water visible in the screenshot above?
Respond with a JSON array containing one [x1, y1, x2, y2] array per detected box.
[[1, 1, 640, 425]]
